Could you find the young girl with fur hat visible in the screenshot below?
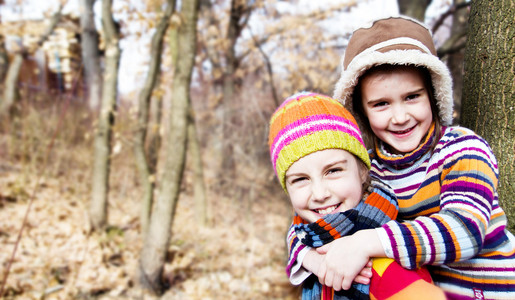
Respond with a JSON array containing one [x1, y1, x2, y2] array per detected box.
[[287, 16, 515, 299], [269, 92, 446, 299]]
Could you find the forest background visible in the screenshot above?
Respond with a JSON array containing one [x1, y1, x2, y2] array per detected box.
[[0, 0, 513, 299]]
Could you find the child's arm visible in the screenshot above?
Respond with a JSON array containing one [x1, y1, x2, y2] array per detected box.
[[315, 229, 446, 298], [301, 249, 324, 275], [285, 223, 313, 285], [317, 228, 384, 291], [310, 132, 504, 290], [288, 179, 397, 288], [378, 131, 501, 270], [286, 221, 373, 286]]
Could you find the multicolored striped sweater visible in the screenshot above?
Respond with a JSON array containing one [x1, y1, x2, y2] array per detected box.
[[373, 126, 515, 299], [287, 126, 515, 299], [288, 180, 446, 300]]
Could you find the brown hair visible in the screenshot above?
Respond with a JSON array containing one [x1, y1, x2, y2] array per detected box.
[[357, 158, 371, 193], [351, 64, 441, 152]]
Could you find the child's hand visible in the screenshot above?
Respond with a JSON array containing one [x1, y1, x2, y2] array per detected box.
[[316, 236, 370, 290], [317, 245, 372, 285], [316, 229, 384, 291], [354, 260, 373, 285], [302, 249, 325, 276]]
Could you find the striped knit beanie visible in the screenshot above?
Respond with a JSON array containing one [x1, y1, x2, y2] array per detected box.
[[333, 15, 454, 126], [268, 92, 370, 191]]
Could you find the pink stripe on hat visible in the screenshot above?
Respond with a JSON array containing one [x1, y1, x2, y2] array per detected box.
[[268, 92, 370, 190]]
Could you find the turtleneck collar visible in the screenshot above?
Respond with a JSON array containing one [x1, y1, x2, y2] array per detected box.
[[374, 122, 437, 168]]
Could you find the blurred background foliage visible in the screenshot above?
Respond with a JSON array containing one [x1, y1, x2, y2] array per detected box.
[[2, 0, 513, 299]]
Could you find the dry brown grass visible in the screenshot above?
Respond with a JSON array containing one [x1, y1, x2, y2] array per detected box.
[[0, 95, 299, 299]]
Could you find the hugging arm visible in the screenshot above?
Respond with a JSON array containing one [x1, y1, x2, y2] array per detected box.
[[286, 222, 373, 287], [285, 223, 314, 284], [377, 134, 499, 269], [286, 180, 397, 286]]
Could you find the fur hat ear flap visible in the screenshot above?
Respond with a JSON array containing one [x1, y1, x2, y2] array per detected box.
[[333, 15, 454, 126]]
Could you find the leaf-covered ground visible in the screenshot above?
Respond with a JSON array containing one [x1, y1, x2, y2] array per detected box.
[[0, 147, 300, 299]]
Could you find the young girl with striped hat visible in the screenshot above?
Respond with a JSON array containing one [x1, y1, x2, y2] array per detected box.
[[269, 91, 445, 299]]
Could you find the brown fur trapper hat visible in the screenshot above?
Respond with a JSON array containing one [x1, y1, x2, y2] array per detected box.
[[333, 16, 453, 126]]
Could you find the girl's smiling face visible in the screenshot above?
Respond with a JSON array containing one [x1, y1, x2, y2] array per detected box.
[[285, 149, 367, 223], [360, 66, 433, 154]]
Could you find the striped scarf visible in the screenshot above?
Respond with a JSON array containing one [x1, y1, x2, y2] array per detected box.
[[293, 180, 398, 300]]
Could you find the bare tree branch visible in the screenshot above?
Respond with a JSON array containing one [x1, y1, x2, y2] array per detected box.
[[35, 5, 63, 48], [432, 2, 471, 33], [437, 29, 467, 58], [1, 6, 63, 115], [249, 30, 279, 107]]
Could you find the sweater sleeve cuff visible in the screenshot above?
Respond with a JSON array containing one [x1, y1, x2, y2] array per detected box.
[[376, 227, 394, 258], [289, 246, 312, 285]]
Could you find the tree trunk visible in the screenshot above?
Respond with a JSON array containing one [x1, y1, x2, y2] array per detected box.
[[219, 0, 251, 188], [79, 0, 102, 110], [0, 35, 8, 83], [218, 0, 239, 184], [188, 111, 208, 226], [147, 95, 162, 176], [1, 53, 23, 115], [134, 0, 175, 236], [397, 0, 432, 21], [0, 7, 61, 116], [199, 2, 226, 190], [138, 0, 199, 293], [89, 0, 120, 230], [461, 0, 514, 234], [0, 35, 7, 115], [446, 0, 468, 124]]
